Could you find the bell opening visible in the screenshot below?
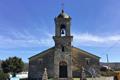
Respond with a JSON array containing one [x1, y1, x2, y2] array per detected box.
[[60, 24, 66, 36]]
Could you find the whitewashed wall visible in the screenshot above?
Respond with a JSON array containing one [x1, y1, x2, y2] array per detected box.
[[9, 72, 28, 79]]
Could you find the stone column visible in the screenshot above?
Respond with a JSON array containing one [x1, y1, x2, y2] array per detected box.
[[54, 55, 59, 80], [67, 55, 73, 80], [54, 63, 59, 80]]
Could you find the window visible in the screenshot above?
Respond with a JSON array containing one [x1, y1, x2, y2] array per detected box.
[[85, 58, 90, 65], [62, 46, 65, 52], [38, 58, 43, 64]]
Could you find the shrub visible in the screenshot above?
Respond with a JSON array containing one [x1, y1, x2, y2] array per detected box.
[[0, 71, 9, 80]]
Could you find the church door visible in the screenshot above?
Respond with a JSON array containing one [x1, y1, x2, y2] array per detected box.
[[59, 61, 68, 78]]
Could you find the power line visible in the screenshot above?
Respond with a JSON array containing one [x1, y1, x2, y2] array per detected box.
[[107, 40, 120, 53]]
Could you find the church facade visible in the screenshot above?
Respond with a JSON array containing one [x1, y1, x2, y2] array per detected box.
[[28, 10, 100, 80]]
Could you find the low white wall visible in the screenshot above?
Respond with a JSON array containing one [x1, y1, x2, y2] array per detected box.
[[9, 72, 28, 79], [87, 76, 114, 80]]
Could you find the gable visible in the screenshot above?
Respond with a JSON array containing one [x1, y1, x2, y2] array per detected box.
[[29, 47, 55, 61], [72, 47, 100, 59]]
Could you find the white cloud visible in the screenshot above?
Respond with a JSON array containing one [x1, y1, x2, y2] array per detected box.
[[0, 33, 54, 49], [0, 32, 120, 49], [73, 33, 104, 42], [73, 33, 120, 47]]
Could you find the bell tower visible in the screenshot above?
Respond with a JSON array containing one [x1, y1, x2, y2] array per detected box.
[[53, 10, 73, 80], [53, 10, 73, 48], [55, 10, 71, 36]]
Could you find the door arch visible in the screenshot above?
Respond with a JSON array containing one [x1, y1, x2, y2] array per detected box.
[[59, 61, 68, 78]]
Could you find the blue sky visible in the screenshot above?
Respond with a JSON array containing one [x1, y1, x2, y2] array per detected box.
[[0, 0, 120, 62]]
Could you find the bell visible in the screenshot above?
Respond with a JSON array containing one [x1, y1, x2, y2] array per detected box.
[[61, 29, 64, 34]]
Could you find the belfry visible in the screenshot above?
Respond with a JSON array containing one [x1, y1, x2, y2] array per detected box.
[[53, 9, 73, 80], [28, 10, 100, 80]]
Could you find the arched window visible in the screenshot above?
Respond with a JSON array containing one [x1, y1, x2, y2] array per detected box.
[[60, 24, 66, 36]]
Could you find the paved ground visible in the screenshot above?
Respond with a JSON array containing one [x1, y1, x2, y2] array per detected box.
[[73, 77, 113, 80], [48, 77, 114, 80]]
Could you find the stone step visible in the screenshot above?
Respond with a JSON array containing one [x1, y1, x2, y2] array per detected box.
[[59, 78, 68, 80]]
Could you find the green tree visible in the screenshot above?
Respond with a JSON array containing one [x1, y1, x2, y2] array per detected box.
[[0, 71, 9, 80], [1, 56, 24, 77]]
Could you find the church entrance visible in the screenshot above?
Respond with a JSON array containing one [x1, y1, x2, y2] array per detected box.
[[59, 61, 68, 78]]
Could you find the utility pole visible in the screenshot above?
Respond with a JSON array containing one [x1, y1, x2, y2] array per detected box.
[[106, 54, 110, 69], [106, 54, 109, 63]]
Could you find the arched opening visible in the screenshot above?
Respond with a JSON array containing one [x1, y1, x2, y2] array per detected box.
[[60, 24, 66, 36], [59, 61, 68, 78]]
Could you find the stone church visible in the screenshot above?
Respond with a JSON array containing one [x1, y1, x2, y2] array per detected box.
[[28, 10, 100, 80]]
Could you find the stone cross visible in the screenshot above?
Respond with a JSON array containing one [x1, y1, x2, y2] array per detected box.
[[81, 67, 87, 80], [42, 68, 48, 80]]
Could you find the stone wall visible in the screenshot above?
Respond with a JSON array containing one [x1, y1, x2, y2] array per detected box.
[[28, 48, 55, 79], [28, 47, 100, 79], [72, 47, 100, 77]]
